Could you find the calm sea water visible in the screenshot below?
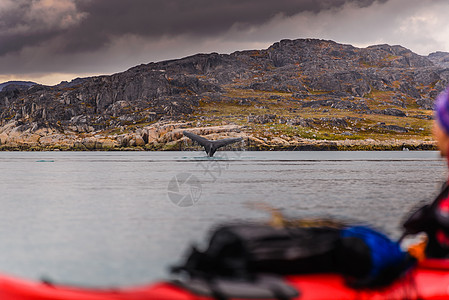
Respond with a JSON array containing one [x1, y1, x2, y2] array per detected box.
[[0, 151, 446, 287]]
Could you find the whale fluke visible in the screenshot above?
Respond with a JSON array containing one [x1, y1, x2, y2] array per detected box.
[[183, 131, 243, 157]]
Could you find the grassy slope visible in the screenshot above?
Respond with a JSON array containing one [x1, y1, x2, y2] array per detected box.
[[188, 87, 434, 144]]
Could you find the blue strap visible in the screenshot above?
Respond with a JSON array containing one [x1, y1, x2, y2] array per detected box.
[[341, 226, 406, 278]]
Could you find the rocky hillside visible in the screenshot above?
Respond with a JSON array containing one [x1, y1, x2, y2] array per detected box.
[[0, 81, 36, 92], [0, 39, 445, 150]]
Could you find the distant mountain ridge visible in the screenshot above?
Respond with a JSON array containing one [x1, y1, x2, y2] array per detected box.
[[0, 81, 36, 92], [0, 38, 444, 150], [427, 51, 449, 68], [1, 39, 444, 124]]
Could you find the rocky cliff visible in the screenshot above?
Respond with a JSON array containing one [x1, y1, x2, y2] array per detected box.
[[0, 39, 444, 150]]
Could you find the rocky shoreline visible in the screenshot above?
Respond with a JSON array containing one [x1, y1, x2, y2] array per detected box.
[[0, 120, 436, 151]]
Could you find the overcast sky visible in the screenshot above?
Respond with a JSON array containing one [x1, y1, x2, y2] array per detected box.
[[1, 0, 449, 85]]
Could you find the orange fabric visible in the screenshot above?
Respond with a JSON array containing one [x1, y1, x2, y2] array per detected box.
[[408, 238, 428, 261]]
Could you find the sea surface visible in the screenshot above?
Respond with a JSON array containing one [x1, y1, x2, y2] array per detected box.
[[0, 151, 446, 287]]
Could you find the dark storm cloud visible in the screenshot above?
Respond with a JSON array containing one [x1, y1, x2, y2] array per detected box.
[[0, 0, 388, 56], [76, 0, 388, 36], [0, 0, 87, 54]]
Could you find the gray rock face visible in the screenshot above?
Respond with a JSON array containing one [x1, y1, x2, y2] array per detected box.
[[428, 52, 449, 68], [0, 81, 36, 92], [0, 38, 447, 133], [377, 124, 408, 133], [247, 114, 276, 124], [372, 108, 407, 117]]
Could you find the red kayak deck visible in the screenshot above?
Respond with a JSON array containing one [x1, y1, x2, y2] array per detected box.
[[2, 259, 449, 300]]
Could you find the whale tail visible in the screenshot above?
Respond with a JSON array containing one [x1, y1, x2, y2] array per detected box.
[[183, 131, 242, 157]]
